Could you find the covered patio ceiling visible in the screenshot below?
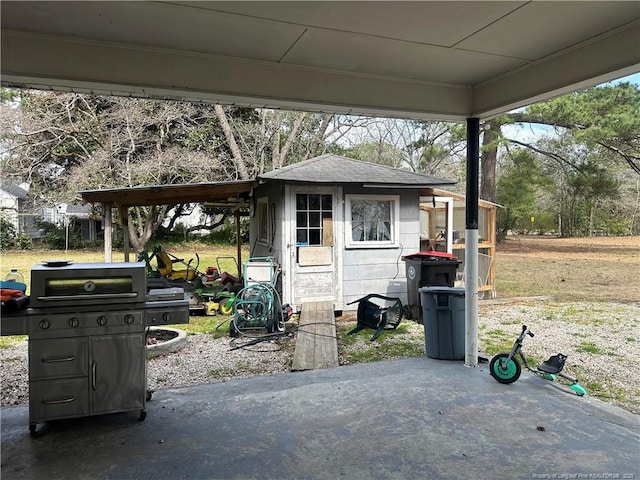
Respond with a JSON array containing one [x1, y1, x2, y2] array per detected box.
[[1, 1, 638, 121]]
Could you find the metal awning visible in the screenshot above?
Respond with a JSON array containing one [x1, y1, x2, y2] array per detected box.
[[80, 180, 257, 208], [80, 180, 257, 275]]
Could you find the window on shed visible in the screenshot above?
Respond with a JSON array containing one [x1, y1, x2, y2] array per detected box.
[[345, 194, 399, 248], [257, 197, 269, 245], [295, 193, 333, 246]]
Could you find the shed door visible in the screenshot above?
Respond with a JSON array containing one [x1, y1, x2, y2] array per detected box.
[[288, 187, 342, 310]]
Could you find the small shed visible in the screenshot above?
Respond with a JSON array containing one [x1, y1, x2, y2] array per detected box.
[[419, 189, 498, 299], [250, 154, 454, 312]]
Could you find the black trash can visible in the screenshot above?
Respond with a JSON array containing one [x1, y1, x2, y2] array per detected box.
[[402, 252, 461, 323], [420, 286, 465, 360]]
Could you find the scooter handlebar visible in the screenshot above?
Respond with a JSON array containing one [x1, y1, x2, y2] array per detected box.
[[521, 324, 534, 337]]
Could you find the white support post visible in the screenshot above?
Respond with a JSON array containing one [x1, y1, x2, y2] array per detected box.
[[464, 117, 480, 367], [464, 229, 479, 367]]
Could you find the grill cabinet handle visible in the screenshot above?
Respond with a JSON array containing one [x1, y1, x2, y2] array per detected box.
[[91, 361, 97, 390], [42, 396, 76, 405], [41, 355, 75, 364]]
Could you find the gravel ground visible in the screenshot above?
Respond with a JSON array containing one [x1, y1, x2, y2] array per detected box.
[[2, 300, 639, 414], [477, 300, 640, 414]]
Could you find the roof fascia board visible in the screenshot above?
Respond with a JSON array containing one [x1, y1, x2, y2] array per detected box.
[[472, 23, 640, 118], [80, 181, 257, 207], [363, 183, 455, 189]]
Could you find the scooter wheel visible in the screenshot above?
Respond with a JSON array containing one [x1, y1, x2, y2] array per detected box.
[[490, 353, 521, 384]]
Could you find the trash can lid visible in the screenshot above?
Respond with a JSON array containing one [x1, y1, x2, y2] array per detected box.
[[402, 251, 458, 261], [419, 286, 465, 295]]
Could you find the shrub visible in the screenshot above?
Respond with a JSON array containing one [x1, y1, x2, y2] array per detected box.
[[205, 219, 249, 245], [36, 219, 85, 249], [15, 234, 33, 250], [0, 215, 16, 250]]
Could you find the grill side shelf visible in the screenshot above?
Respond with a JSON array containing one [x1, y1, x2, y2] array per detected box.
[[0, 311, 29, 336]]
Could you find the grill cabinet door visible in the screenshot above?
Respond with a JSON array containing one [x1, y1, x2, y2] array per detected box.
[[90, 333, 145, 415], [29, 337, 88, 380], [29, 377, 90, 421]]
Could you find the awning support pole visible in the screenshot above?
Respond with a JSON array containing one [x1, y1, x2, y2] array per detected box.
[[465, 118, 480, 367], [103, 202, 113, 263], [122, 206, 130, 262], [235, 209, 242, 279]]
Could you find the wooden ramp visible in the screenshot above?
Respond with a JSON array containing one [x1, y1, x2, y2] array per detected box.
[[291, 301, 338, 371]]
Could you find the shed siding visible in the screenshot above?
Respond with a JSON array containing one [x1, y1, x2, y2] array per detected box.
[[251, 182, 427, 312], [249, 182, 287, 283]]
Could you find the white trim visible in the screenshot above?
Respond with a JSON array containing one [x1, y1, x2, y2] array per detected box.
[[283, 184, 293, 308], [256, 196, 270, 246], [434, 196, 454, 254], [289, 186, 341, 310], [335, 186, 344, 311], [344, 194, 400, 249]]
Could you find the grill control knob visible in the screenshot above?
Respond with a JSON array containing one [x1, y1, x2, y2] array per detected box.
[[39, 319, 50, 330], [97, 315, 108, 326], [68, 317, 80, 328], [162, 312, 173, 323], [124, 314, 135, 325]]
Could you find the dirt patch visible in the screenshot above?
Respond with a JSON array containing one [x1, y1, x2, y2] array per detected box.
[[498, 235, 640, 256], [495, 235, 640, 303], [146, 329, 178, 345]]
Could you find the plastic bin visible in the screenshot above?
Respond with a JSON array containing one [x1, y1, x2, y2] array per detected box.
[[402, 252, 461, 323], [420, 286, 465, 360]]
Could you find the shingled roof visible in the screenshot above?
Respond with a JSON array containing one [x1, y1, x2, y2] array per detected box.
[[258, 154, 454, 188], [1, 183, 28, 199]]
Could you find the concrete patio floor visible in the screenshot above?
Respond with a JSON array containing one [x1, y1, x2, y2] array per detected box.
[[1, 357, 638, 480]]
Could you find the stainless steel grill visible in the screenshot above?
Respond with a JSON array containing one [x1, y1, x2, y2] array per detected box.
[[1, 261, 189, 435]]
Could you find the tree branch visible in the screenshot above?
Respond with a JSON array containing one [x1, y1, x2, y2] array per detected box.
[[504, 137, 588, 176], [214, 104, 250, 180]]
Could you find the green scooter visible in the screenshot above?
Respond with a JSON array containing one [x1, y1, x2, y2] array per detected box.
[[489, 324, 587, 396]]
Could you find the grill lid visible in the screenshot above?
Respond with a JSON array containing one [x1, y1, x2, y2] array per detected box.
[[29, 262, 147, 308]]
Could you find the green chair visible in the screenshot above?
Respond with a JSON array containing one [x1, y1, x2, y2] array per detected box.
[[347, 294, 404, 341]]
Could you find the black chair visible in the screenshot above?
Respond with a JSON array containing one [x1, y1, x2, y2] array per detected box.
[[346, 294, 404, 341]]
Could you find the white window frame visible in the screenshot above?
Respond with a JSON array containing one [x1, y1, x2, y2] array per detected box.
[[257, 197, 270, 246], [345, 194, 400, 249]]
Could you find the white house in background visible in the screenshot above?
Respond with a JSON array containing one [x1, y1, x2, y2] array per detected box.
[[0, 182, 32, 234], [0, 181, 99, 241], [248, 154, 454, 312], [45, 203, 100, 242]]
